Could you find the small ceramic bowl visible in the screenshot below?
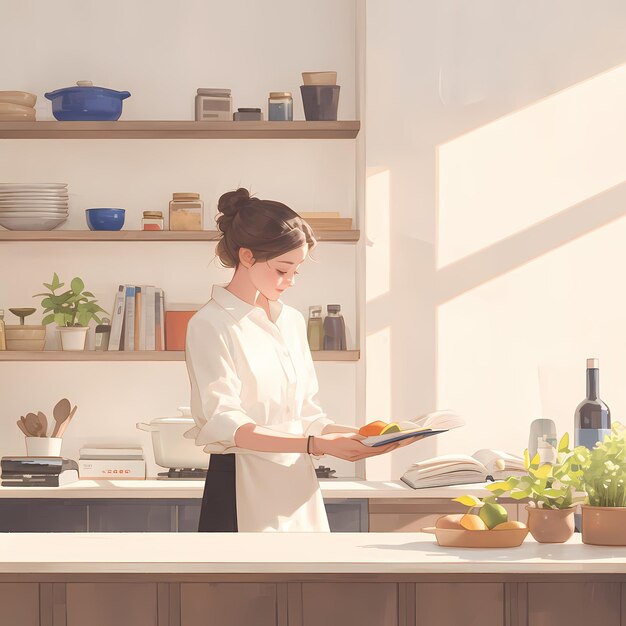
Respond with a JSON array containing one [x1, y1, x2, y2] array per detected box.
[[85, 208, 125, 231], [302, 71, 337, 85]]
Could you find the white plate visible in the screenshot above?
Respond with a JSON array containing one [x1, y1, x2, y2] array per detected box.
[[0, 206, 68, 212], [0, 211, 68, 218], [0, 192, 69, 198], [0, 216, 66, 230], [0, 183, 67, 190], [0, 201, 68, 207]]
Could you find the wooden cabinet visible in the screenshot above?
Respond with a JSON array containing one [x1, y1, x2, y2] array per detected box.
[[0, 584, 40, 626], [368, 498, 520, 532]]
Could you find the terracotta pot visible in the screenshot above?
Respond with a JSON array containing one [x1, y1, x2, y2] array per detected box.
[[525, 505, 576, 543], [581, 505, 626, 546]]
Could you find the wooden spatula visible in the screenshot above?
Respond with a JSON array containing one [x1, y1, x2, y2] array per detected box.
[[37, 411, 48, 438], [24, 412, 42, 437], [56, 405, 77, 438], [16, 418, 31, 437], [51, 398, 71, 438]]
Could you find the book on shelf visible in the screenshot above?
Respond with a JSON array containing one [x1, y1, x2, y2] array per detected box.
[[122, 285, 136, 351], [134, 286, 142, 351], [400, 449, 526, 489], [108, 285, 126, 351], [144, 285, 156, 350], [155, 287, 165, 351]]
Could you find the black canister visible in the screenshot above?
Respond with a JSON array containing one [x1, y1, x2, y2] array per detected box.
[[300, 85, 340, 121]]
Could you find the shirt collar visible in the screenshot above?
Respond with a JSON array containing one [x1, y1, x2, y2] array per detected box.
[[211, 283, 284, 323]]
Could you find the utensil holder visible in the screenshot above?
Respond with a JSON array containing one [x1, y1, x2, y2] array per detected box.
[[25, 437, 62, 457]]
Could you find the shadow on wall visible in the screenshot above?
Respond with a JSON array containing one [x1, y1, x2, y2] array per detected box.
[[365, 58, 626, 479]]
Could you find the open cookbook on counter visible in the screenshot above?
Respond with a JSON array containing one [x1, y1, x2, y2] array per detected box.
[[400, 449, 526, 489]]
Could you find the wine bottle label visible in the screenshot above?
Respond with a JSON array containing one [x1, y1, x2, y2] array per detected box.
[[575, 428, 612, 450]]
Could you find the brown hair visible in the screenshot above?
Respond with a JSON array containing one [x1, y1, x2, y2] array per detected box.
[[215, 188, 317, 268]]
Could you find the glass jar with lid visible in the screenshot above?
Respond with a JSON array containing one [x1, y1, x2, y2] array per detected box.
[[169, 193, 204, 231], [142, 211, 164, 231], [268, 92, 293, 121]]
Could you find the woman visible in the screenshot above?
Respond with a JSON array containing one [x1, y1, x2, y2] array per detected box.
[[184, 188, 414, 532]]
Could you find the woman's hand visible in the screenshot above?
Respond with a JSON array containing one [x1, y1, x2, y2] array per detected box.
[[313, 432, 418, 461]]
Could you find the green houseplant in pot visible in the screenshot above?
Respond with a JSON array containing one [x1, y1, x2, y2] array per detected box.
[[33, 273, 108, 351], [579, 422, 626, 546], [484, 433, 588, 543]]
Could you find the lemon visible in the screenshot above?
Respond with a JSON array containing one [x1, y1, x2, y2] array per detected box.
[[380, 422, 401, 435], [479, 502, 509, 529], [435, 514, 464, 530]]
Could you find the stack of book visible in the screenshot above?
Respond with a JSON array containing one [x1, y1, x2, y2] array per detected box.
[[299, 211, 352, 231], [108, 284, 165, 351], [1, 457, 79, 487]]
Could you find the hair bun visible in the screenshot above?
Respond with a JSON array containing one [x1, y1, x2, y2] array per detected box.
[[216, 188, 250, 234]]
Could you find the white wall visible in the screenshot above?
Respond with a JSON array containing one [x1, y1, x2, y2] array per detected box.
[[365, 0, 626, 479], [0, 0, 360, 478]]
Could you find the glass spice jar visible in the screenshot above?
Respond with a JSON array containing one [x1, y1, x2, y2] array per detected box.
[[268, 92, 293, 121], [142, 211, 164, 231], [169, 193, 204, 231]]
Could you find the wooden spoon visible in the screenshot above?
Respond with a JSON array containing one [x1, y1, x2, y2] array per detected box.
[[16, 418, 31, 437], [51, 398, 71, 438], [37, 411, 48, 438], [56, 405, 77, 438]]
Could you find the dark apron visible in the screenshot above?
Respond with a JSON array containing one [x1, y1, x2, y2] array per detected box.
[[198, 453, 238, 532]]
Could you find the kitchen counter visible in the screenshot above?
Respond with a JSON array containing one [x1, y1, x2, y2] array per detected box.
[[0, 531, 624, 575], [3, 532, 624, 626], [0, 478, 494, 499]]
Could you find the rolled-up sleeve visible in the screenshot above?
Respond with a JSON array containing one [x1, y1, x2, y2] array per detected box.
[[183, 316, 256, 452], [298, 317, 335, 437]]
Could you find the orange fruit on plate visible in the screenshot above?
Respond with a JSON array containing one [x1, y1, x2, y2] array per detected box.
[[493, 520, 527, 530], [358, 420, 387, 436], [435, 514, 464, 530], [459, 513, 488, 530]]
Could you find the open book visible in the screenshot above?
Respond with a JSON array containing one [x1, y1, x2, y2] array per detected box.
[[400, 449, 526, 489], [361, 410, 465, 447]]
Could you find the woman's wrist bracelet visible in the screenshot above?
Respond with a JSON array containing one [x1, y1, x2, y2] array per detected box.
[[307, 435, 314, 455]]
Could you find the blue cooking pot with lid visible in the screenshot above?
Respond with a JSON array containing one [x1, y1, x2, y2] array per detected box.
[[44, 81, 131, 121]]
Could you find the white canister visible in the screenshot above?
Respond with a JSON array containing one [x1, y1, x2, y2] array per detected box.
[[25, 437, 63, 457]]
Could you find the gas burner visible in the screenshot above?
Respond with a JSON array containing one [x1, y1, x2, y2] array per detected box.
[[156, 468, 208, 480]]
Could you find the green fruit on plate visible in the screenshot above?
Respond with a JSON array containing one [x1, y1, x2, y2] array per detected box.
[[380, 422, 401, 435], [479, 501, 508, 529]]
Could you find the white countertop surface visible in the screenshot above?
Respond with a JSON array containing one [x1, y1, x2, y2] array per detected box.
[[0, 532, 624, 574], [0, 479, 494, 500]]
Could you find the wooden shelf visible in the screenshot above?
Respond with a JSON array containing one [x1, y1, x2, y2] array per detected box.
[[0, 121, 360, 140], [0, 350, 360, 362], [0, 229, 359, 242]]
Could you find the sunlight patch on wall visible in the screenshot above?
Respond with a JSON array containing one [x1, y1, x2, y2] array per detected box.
[[365, 168, 390, 301], [437, 63, 626, 269]]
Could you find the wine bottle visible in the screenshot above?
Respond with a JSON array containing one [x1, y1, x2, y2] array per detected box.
[[574, 358, 611, 450]]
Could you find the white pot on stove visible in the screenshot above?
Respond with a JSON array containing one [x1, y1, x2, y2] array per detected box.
[[136, 407, 208, 469]]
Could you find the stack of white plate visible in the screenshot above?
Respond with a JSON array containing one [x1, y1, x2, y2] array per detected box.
[[0, 183, 68, 230]]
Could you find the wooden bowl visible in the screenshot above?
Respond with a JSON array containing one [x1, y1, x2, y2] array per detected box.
[[422, 526, 529, 548]]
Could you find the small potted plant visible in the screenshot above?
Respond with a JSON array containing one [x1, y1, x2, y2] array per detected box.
[[33, 273, 108, 351], [484, 433, 587, 543], [579, 422, 626, 546]]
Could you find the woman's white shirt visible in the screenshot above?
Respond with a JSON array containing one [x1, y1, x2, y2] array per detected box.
[[184, 284, 335, 532]]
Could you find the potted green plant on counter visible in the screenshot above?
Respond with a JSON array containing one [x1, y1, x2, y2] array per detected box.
[[579, 422, 626, 546], [33, 273, 108, 351], [484, 433, 588, 543]]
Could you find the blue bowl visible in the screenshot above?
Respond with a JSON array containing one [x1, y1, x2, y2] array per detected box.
[[86, 208, 125, 231]]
